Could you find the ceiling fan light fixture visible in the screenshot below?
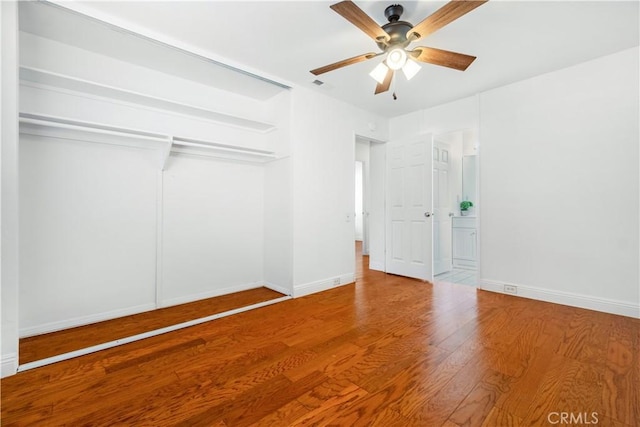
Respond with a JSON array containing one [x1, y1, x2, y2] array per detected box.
[[386, 47, 407, 70], [402, 59, 421, 81], [369, 62, 389, 84]]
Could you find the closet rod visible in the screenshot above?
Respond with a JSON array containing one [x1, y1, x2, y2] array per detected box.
[[173, 139, 277, 158], [19, 112, 277, 158], [19, 115, 168, 144]]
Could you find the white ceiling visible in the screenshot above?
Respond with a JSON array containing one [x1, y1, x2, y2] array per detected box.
[[26, 1, 640, 118]]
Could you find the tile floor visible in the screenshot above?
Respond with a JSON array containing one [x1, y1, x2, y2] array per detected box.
[[434, 268, 478, 287]]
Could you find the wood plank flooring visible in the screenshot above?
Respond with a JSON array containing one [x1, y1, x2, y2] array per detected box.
[[2, 243, 639, 426], [19, 287, 285, 364]]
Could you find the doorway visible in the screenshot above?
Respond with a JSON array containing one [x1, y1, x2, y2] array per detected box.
[[354, 135, 389, 275], [432, 129, 479, 287], [355, 138, 371, 256], [355, 160, 365, 250]]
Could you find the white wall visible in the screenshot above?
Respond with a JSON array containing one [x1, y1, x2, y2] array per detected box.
[[263, 92, 293, 295], [390, 96, 479, 140], [1, 0, 20, 377], [290, 87, 387, 296], [264, 157, 293, 295], [479, 47, 639, 316], [369, 142, 386, 270], [161, 155, 265, 306], [19, 133, 158, 335]]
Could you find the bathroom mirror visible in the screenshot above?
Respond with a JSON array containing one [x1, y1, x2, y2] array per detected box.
[[462, 155, 477, 207]]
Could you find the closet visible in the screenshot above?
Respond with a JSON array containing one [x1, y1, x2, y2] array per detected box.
[[17, 2, 293, 340]]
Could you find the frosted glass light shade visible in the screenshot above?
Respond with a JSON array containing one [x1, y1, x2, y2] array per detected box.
[[369, 62, 389, 84], [402, 59, 421, 80], [386, 48, 407, 70]]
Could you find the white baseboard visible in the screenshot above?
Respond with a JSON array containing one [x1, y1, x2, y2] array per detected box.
[[293, 273, 356, 298], [19, 302, 157, 338], [160, 281, 263, 308], [369, 260, 385, 272], [264, 282, 292, 296], [1, 353, 18, 378], [480, 279, 640, 319]]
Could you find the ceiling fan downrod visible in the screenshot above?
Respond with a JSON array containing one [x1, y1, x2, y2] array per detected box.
[[377, 4, 413, 51]]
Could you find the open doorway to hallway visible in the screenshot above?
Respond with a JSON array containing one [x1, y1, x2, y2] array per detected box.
[[354, 136, 372, 284], [353, 135, 386, 276], [354, 138, 370, 256], [354, 160, 366, 253], [355, 241, 367, 281]]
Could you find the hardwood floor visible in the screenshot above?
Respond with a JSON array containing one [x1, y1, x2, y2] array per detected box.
[[2, 244, 639, 426], [19, 287, 285, 364]]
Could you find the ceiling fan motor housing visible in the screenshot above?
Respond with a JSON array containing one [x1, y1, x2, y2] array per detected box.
[[378, 4, 412, 51], [384, 4, 403, 22]]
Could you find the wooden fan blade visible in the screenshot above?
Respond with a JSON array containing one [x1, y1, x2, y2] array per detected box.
[[310, 52, 378, 76], [410, 46, 476, 71], [331, 1, 390, 43], [374, 68, 393, 94], [407, 0, 487, 41]]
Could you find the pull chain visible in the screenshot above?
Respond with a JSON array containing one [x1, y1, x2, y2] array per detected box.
[[392, 72, 398, 100]]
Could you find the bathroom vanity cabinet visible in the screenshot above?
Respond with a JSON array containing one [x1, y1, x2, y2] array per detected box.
[[452, 216, 477, 269]]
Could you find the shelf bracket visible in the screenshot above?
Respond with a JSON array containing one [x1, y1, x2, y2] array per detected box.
[[160, 136, 173, 171]]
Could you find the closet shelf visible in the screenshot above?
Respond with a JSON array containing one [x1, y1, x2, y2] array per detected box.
[[19, 66, 277, 134], [19, 113, 278, 168]]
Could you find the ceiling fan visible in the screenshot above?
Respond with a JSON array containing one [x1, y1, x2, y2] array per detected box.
[[311, 0, 487, 95]]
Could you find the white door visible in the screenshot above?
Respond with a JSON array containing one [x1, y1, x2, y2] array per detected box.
[[433, 141, 453, 275], [385, 135, 433, 280]]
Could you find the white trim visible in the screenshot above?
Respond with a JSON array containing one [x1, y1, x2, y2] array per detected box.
[[1, 0, 21, 380], [264, 281, 292, 296], [1, 353, 18, 378], [19, 303, 157, 338], [20, 111, 167, 142], [19, 112, 278, 163], [160, 137, 173, 170], [159, 282, 263, 309], [293, 273, 356, 298], [17, 295, 292, 373], [172, 137, 276, 157], [480, 279, 640, 319]]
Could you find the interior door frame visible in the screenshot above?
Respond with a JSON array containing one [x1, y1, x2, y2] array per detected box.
[[433, 138, 453, 276]]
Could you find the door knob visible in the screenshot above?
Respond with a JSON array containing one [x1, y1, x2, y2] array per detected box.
[[424, 212, 431, 217]]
